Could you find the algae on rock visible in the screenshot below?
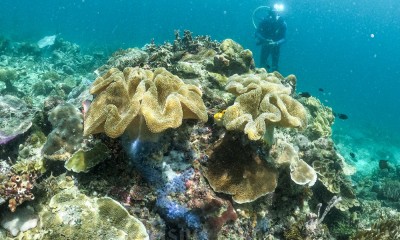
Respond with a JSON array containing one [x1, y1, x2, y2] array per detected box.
[[39, 186, 149, 240]]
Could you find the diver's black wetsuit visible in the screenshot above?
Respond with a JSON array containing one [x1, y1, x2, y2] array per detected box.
[[255, 13, 287, 72]]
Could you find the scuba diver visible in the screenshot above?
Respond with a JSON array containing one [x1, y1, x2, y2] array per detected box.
[[254, 4, 286, 72]]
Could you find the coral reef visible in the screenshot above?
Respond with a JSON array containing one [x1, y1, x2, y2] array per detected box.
[[222, 71, 307, 142], [42, 103, 83, 161], [274, 140, 317, 186], [84, 67, 207, 139], [0, 67, 19, 94], [203, 133, 278, 203], [1, 170, 37, 212], [0, 95, 35, 145], [308, 138, 359, 211], [0, 32, 385, 240], [301, 96, 335, 139], [39, 186, 149, 240], [0, 205, 38, 236], [351, 219, 400, 240], [213, 39, 255, 75], [97, 48, 149, 74], [64, 141, 110, 173]]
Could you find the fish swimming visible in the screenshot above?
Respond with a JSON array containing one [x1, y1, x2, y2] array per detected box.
[[299, 92, 311, 98], [337, 113, 348, 120], [333, 112, 349, 120]]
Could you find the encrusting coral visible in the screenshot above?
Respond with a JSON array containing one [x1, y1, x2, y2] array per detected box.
[[300, 96, 334, 139], [222, 72, 307, 143], [42, 103, 83, 161], [84, 67, 208, 139], [274, 140, 317, 186], [39, 186, 149, 240], [0, 95, 35, 145], [202, 133, 278, 203]]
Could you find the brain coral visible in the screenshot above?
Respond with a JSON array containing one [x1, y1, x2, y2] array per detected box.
[[202, 133, 278, 203], [222, 72, 307, 142], [84, 67, 208, 139]]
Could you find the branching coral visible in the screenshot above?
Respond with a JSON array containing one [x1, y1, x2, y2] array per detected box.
[[351, 219, 400, 240], [222, 72, 307, 143], [84, 67, 208, 139]]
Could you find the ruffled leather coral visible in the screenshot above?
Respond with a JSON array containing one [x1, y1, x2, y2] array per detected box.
[[202, 133, 278, 203], [84, 67, 208, 139], [222, 72, 307, 142]]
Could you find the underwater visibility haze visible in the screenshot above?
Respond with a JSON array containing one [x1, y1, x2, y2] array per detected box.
[[0, 0, 399, 239]]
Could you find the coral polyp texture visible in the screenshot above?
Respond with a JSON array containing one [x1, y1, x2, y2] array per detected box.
[[42, 103, 83, 161], [202, 134, 278, 203], [222, 71, 307, 142], [84, 67, 208, 139], [39, 186, 149, 240], [274, 140, 317, 186]]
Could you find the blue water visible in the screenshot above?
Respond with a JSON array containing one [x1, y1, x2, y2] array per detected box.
[[2, 0, 399, 140]]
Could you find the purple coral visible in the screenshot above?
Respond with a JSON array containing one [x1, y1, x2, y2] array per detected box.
[[0, 95, 34, 145], [0, 131, 18, 145], [156, 168, 202, 230]]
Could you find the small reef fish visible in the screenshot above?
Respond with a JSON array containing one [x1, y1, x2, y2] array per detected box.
[[379, 160, 391, 170], [337, 113, 348, 120], [299, 92, 311, 98], [318, 88, 324, 92], [333, 112, 349, 120], [213, 110, 226, 126], [82, 99, 92, 120], [350, 152, 356, 159]]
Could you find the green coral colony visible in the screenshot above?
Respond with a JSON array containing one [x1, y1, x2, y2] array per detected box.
[[0, 31, 399, 240]]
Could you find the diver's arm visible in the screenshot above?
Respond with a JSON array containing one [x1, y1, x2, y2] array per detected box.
[[255, 20, 273, 45], [273, 20, 287, 46]]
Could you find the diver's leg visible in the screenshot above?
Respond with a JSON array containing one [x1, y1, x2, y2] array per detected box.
[[260, 44, 271, 70], [271, 46, 280, 72]]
